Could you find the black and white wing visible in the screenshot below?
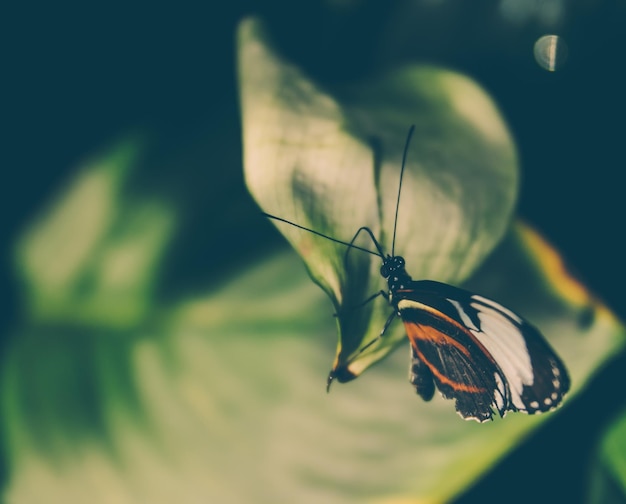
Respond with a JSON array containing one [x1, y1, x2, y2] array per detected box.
[[398, 280, 570, 422]]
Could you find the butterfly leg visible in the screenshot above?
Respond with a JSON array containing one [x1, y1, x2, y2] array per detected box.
[[357, 310, 398, 354], [333, 290, 386, 317]]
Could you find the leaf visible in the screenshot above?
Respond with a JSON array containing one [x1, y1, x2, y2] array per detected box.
[[4, 221, 623, 503], [238, 17, 518, 380], [589, 409, 626, 503], [13, 137, 176, 328]]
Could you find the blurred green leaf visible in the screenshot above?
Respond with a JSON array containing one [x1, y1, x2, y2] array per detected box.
[[589, 409, 626, 503], [238, 17, 518, 379], [14, 138, 176, 328], [3, 216, 624, 503]]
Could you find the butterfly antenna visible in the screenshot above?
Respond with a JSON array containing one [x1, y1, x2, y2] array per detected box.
[[262, 212, 383, 258], [391, 125, 415, 257]]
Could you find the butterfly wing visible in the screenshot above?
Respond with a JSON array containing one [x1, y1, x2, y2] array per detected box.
[[397, 280, 570, 422], [409, 344, 435, 402]]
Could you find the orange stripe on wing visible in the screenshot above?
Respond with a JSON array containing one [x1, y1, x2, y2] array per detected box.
[[399, 297, 498, 366], [404, 319, 472, 356], [404, 322, 486, 393]]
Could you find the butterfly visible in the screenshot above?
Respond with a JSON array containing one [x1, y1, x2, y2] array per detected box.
[[263, 126, 570, 422]]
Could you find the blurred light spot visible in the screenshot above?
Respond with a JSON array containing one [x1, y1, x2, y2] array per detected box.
[[534, 35, 568, 72]]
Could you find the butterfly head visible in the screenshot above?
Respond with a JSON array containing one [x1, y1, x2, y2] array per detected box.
[[380, 255, 412, 281]]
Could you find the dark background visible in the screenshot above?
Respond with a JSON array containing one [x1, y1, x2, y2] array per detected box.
[[4, 1, 626, 502]]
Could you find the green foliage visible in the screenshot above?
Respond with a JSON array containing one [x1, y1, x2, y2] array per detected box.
[[239, 17, 519, 378], [1, 15, 624, 504], [589, 409, 626, 502], [14, 139, 175, 328]]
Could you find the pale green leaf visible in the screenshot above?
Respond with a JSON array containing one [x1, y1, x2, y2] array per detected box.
[[4, 223, 624, 503], [13, 138, 176, 328], [238, 17, 518, 378]]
